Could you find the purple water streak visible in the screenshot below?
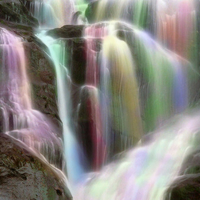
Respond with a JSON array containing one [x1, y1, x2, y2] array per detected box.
[[0, 28, 62, 167]]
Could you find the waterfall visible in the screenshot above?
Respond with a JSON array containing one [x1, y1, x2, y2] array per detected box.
[[37, 32, 86, 186], [133, 28, 189, 132], [28, 0, 75, 28], [82, 21, 189, 137], [37, 16, 193, 199], [93, 0, 156, 33], [0, 28, 62, 167], [101, 35, 143, 153], [2, 0, 199, 199], [76, 111, 200, 199], [156, 0, 197, 62]]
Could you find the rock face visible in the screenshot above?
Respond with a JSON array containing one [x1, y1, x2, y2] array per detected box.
[[84, 0, 99, 23], [66, 38, 86, 86], [24, 41, 62, 135], [0, 133, 72, 200], [47, 26, 87, 122], [0, 0, 38, 27], [165, 174, 200, 200], [47, 25, 84, 39], [165, 149, 200, 200], [0, 0, 61, 135]]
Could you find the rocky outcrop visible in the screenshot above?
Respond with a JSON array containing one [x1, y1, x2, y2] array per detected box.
[[0, 0, 38, 27], [66, 38, 86, 86], [0, 0, 61, 135], [24, 41, 62, 135], [47, 25, 84, 39], [84, 1, 99, 23], [165, 149, 200, 200], [165, 174, 200, 200], [0, 133, 72, 200]]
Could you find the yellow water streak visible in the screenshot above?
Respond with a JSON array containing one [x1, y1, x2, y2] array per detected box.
[[103, 36, 143, 142]]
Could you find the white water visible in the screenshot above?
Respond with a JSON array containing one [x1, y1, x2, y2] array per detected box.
[[32, 0, 200, 199], [37, 32, 85, 189], [29, 0, 75, 28], [75, 111, 200, 199]]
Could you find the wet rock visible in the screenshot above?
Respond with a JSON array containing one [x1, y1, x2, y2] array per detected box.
[[47, 25, 84, 39], [24, 41, 62, 135], [72, 11, 87, 25], [66, 38, 86, 86], [179, 149, 200, 175], [45, 25, 87, 87], [84, 0, 99, 24], [165, 174, 200, 200], [0, 133, 72, 200], [0, 20, 35, 42], [0, 0, 38, 27], [165, 149, 200, 200]]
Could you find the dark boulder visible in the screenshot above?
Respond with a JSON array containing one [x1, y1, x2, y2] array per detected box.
[[165, 148, 200, 200], [165, 174, 200, 200], [24, 41, 62, 135], [66, 38, 86, 86], [0, 0, 38, 27], [0, 133, 72, 200], [47, 25, 84, 39], [84, 0, 99, 24]]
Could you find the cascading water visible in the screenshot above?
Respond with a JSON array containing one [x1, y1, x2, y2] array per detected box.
[[0, 28, 62, 167], [75, 111, 200, 200], [73, 1, 199, 198], [83, 21, 189, 136], [37, 33, 86, 187], [92, 0, 156, 34], [28, 0, 75, 28], [133, 28, 190, 132], [100, 34, 143, 152], [156, 0, 197, 65]]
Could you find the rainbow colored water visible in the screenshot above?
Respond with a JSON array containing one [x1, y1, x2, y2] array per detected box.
[[0, 28, 62, 167], [28, 0, 75, 28], [1, 0, 200, 199], [75, 111, 200, 200]]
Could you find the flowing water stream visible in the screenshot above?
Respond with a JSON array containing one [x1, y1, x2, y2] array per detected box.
[[32, 0, 200, 198]]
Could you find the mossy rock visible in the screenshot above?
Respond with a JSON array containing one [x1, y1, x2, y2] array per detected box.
[[0, 0, 38, 27], [0, 133, 72, 200], [165, 174, 200, 200]]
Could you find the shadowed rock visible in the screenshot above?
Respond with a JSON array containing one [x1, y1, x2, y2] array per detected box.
[[47, 25, 84, 39], [0, 0, 38, 27], [165, 174, 200, 200], [165, 148, 200, 200], [24, 41, 62, 136], [0, 133, 72, 200]]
